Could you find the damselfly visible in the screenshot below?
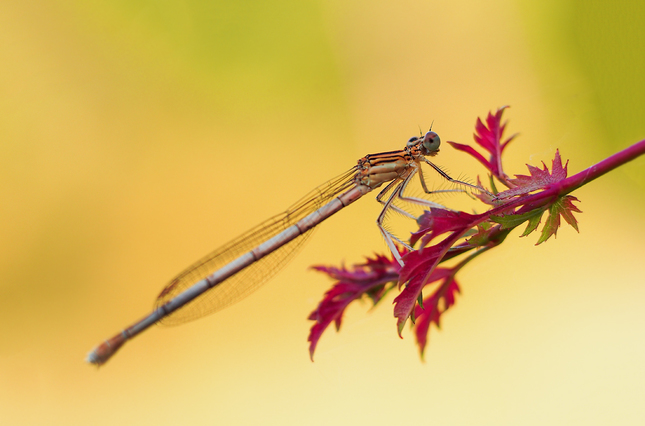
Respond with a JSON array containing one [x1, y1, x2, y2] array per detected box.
[[87, 130, 485, 365]]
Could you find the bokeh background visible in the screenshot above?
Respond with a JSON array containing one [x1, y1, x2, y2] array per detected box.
[[2, 1, 645, 425]]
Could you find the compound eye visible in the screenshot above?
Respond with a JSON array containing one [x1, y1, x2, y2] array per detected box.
[[407, 136, 419, 147], [422, 131, 441, 153]]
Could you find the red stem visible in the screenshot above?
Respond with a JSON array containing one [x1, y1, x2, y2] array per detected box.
[[486, 140, 645, 219], [559, 140, 645, 192]]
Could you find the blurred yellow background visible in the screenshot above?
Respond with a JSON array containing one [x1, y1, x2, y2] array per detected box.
[[2, 1, 644, 425]]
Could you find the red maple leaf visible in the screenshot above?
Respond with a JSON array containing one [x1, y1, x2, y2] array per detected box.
[[413, 276, 460, 360], [448, 106, 517, 181], [490, 150, 582, 244], [307, 253, 401, 360], [497, 150, 569, 199], [536, 195, 582, 244], [411, 208, 479, 247]]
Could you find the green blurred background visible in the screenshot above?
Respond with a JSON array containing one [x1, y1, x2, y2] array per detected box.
[[2, 1, 644, 424]]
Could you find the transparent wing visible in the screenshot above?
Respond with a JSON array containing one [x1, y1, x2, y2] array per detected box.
[[155, 167, 358, 325]]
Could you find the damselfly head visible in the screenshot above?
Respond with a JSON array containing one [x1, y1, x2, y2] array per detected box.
[[407, 136, 420, 147], [421, 131, 441, 155]]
